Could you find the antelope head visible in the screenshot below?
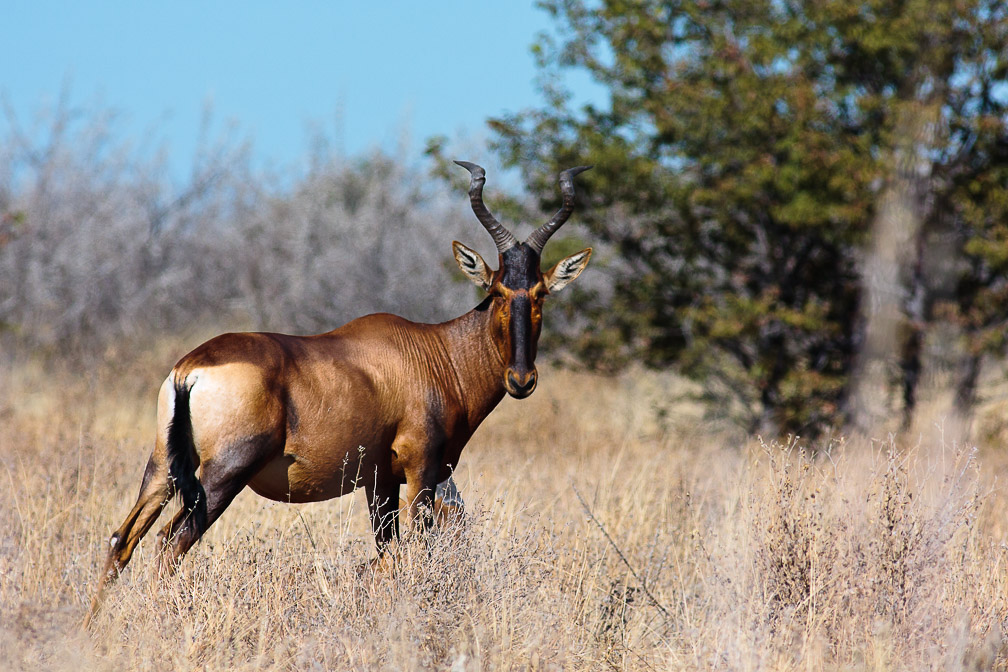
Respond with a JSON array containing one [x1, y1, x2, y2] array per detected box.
[[452, 161, 592, 399]]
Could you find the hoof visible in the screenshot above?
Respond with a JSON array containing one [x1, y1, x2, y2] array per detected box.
[[357, 553, 396, 579], [398, 496, 466, 527]]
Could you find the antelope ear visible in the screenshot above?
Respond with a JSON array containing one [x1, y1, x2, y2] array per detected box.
[[452, 241, 493, 291], [543, 248, 592, 293]]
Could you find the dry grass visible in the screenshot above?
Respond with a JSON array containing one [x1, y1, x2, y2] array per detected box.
[[2, 351, 1008, 670]]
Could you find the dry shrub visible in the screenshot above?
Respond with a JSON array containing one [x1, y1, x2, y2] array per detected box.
[[691, 436, 1007, 670]]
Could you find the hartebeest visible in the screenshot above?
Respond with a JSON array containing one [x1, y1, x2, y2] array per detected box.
[[88, 161, 592, 619]]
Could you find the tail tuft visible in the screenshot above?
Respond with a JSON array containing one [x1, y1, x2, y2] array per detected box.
[[167, 380, 208, 535]]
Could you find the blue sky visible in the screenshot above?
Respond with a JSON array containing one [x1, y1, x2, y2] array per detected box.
[[2, 2, 600, 180]]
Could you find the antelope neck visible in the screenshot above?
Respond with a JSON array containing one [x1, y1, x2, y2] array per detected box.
[[437, 300, 509, 424]]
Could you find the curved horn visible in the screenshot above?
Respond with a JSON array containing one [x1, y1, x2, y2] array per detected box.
[[525, 165, 592, 255], [454, 160, 518, 254]]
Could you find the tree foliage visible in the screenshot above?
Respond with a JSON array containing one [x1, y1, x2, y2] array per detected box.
[[490, 0, 1008, 436]]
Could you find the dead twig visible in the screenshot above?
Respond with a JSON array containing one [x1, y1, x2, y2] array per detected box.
[[571, 481, 672, 623]]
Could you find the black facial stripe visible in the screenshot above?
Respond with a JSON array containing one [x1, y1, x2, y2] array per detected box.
[[509, 293, 535, 371]]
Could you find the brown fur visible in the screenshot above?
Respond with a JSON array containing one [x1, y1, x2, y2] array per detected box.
[[86, 162, 592, 625]]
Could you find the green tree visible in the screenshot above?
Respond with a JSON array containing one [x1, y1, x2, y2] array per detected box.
[[941, 7, 1008, 419], [490, 0, 1008, 437]]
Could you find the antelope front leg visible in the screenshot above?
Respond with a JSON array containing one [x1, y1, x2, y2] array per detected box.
[[434, 475, 465, 526], [365, 481, 400, 555], [360, 480, 400, 576], [403, 463, 440, 534]]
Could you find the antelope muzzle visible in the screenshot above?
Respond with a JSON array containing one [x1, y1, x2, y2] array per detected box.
[[505, 367, 538, 399]]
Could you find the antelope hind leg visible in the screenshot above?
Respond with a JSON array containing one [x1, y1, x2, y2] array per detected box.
[[85, 458, 171, 627], [153, 442, 272, 576]]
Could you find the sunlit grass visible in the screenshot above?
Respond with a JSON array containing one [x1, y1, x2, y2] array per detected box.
[[2, 354, 1007, 670]]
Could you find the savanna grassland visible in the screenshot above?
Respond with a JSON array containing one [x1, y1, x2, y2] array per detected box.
[[2, 345, 1008, 671]]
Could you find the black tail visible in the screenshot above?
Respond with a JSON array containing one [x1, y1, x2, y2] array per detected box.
[[167, 379, 208, 535]]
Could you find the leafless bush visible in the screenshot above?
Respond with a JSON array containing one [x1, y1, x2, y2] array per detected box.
[[0, 95, 249, 353], [0, 97, 476, 360], [231, 151, 474, 334]]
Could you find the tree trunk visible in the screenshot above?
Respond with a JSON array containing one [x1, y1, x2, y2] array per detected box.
[[898, 230, 929, 431], [954, 351, 981, 425]]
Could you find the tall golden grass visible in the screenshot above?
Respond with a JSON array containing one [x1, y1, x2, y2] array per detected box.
[[2, 350, 1007, 670]]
